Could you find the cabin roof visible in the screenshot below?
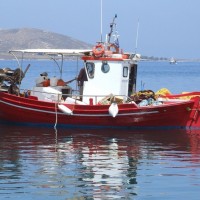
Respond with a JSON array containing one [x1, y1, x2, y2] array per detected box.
[[9, 49, 92, 56]]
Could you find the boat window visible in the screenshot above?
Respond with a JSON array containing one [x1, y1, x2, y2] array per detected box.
[[86, 62, 95, 79], [101, 61, 110, 73], [123, 67, 128, 77]]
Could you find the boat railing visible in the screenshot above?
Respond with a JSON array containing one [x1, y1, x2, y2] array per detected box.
[[64, 93, 134, 105], [13, 87, 197, 107], [18, 88, 134, 105]]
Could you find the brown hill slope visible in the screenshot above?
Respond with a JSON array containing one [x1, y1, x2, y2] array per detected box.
[[0, 28, 92, 59]]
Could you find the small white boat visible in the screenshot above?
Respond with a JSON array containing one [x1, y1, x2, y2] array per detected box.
[[170, 57, 177, 64]]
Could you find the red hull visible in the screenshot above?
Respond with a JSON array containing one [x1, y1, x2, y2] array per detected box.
[[0, 92, 200, 129]]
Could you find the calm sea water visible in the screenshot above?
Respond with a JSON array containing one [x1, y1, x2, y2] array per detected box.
[[1, 59, 200, 93], [0, 126, 200, 200], [0, 60, 200, 199]]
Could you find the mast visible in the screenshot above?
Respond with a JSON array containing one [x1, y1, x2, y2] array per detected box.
[[135, 18, 140, 53], [100, 0, 103, 42], [107, 14, 117, 44]]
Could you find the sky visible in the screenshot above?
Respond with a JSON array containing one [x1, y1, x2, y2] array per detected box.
[[1, 0, 200, 59]]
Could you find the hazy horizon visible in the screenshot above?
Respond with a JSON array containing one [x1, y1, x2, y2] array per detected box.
[[1, 0, 200, 59]]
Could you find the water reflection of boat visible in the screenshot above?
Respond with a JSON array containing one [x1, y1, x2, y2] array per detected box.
[[0, 16, 200, 129], [1, 125, 200, 199]]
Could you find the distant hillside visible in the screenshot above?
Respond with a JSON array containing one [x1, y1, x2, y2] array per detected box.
[[0, 28, 92, 59]]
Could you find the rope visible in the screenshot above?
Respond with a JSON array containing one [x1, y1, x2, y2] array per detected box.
[[54, 99, 58, 130], [54, 126, 58, 152], [54, 95, 61, 151]]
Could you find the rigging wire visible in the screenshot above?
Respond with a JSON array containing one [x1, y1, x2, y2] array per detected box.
[[75, 56, 79, 93]]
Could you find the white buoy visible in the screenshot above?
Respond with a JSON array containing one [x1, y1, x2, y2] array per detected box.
[[108, 103, 119, 118], [58, 104, 73, 115]]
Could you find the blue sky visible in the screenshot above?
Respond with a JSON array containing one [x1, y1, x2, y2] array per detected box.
[[1, 0, 200, 59]]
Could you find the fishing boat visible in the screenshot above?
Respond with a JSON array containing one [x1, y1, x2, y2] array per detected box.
[[0, 17, 200, 129]]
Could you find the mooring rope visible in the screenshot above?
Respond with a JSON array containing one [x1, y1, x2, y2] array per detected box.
[[54, 101, 58, 130]]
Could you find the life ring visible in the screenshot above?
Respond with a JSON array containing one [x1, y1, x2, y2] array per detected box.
[[108, 43, 119, 54], [92, 44, 105, 57]]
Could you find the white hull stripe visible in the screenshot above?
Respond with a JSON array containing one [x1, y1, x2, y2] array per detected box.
[[0, 99, 159, 117]]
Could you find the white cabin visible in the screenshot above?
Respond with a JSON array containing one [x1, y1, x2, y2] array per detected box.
[[82, 55, 138, 104]]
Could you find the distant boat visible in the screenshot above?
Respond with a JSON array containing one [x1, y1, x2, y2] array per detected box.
[[170, 57, 177, 64]]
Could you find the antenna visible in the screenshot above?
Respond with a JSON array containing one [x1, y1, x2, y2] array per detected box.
[[108, 14, 117, 44], [135, 18, 140, 53], [100, 0, 103, 42]]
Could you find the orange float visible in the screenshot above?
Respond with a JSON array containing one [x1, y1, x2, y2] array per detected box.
[[57, 79, 65, 86], [42, 79, 50, 87], [92, 43, 105, 57]]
